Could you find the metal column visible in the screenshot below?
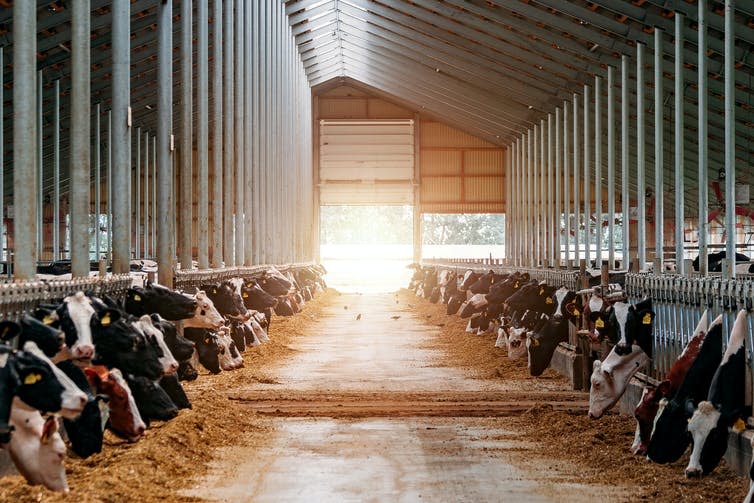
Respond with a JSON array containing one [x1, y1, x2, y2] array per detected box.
[[654, 29, 664, 272], [506, 143, 513, 264], [95, 104, 101, 261], [540, 119, 546, 266], [637, 42, 646, 270], [235, 0, 245, 264], [70, 0, 91, 278], [621, 55, 630, 268], [594, 76, 602, 268], [197, 0, 209, 269], [563, 101, 571, 268], [143, 131, 149, 259], [152, 136, 156, 257], [724, 0, 735, 279], [251, 0, 262, 263], [179, 0, 193, 271], [37, 70, 43, 261], [135, 128, 140, 259], [223, 0, 235, 267], [607, 66, 615, 270], [674, 15, 685, 275], [53, 80, 60, 261], [583, 84, 590, 267], [212, 0, 223, 268], [107, 111, 112, 261], [547, 115, 554, 268], [527, 131, 533, 267], [0, 48, 3, 261], [157, 0, 174, 287], [244, 0, 253, 266], [698, 1, 708, 276], [533, 125, 539, 266], [573, 95, 580, 264], [555, 109, 561, 269], [112, 0, 131, 275]]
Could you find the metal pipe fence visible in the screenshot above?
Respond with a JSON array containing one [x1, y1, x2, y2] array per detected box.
[[173, 262, 315, 292]]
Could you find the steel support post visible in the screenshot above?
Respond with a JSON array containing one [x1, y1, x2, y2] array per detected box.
[[563, 101, 571, 268], [179, 0, 193, 271], [212, 0, 223, 268], [533, 125, 539, 266], [71, 0, 91, 277], [583, 84, 590, 268], [53, 80, 60, 261], [527, 131, 533, 267], [152, 136, 156, 257], [135, 127, 141, 259], [654, 29, 664, 272], [554, 110, 560, 269], [37, 70, 43, 260], [157, 0, 174, 287], [197, 0, 209, 269], [143, 131, 149, 259], [107, 111, 112, 261], [112, 0, 131, 275], [223, 0, 235, 267], [595, 76, 602, 268], [506, 144, 512, 264], [235, 0, 245, 264], [607, 66, 616, 270], [95, 103, 101, 260], [675, 15, 685, 275], [698, 0, 709, 276], [621, 55, 630, 268], [573, 95, 580, 264], [724, 0, 735, 279], [637, 42, 646, 270], [540, 119, 546, 266], [244, 0, 253, 266]]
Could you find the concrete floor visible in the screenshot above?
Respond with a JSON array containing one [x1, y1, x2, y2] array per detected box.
[[185, 293, 628, 503]]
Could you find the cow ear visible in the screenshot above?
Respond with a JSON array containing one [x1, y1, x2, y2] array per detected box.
[[592, 359, 602, 371], [521, 273, 530, 281], [0, 322, 20, 341], [40, 416, 57, 444], [564, 302, 581, 317], [98, 309, 121, 327]]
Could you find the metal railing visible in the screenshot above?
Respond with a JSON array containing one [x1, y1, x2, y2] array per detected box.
[[0, 274, 132, 320], [173, 262, 315, 292]]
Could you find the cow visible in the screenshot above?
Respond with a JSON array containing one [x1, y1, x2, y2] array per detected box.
[[587, 299, 655, 419], [202, 281, 250, 322], [183, 290, 225, 330], [22, 341, 88, 419], [125, 283, 197, 321], [526, 287, 581, 376], [56, 360, 107, 458], [151, 314, 195, 362], [446, 292, 465, 316], [85, 366, 146, 442], [90, 308, 165, 381], [6, 398, 68, 492], [124, 374, 179, 424], [458, 293, 489, 319], [459, 270, 481, 292], [257, 268, 294, 296], [183, 328, 222, 374], [0, 343, 66, 443], [0, 316, 65, 359], [131, 315, 179, 375], [467, 270, 497, 295], [631, 311, 712, 455], [692, 251, 751, 273], [55, 291, 97, 362], [159, 373, 192, 410], [506, 311, 547, 360], [685, 309, 748, 477], [646, 314, 724, 464]]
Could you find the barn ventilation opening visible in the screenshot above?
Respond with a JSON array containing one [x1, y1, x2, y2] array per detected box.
[[422, 213, 505, 261], [320, 205, 414, 293]]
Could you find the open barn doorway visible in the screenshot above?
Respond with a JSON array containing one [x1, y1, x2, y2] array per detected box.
[[320, 205, 414, 293]]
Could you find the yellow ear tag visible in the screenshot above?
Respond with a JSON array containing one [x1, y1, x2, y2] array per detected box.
[[532, 338, 540, 347], [545, 297, 553, 305], [42, 315, 54, 325], [539, 287, 544, 296], [242, 292, 249, 299], [101, 313, 111, 326], [733, 418, 747, 432], [642, 313, 652, 325], [514, 282, 519, 289], [24, 373, 42, 385], [133, 294, 142, 302], [204, 338, 210, 344], [212, 288, 217, 295], [595, 318, 605, 329]]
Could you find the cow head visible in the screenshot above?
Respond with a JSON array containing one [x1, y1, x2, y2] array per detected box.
[[183, 290, 225, 330], [607, 299, 655, 357], [526, 315, 570, 377], [125, 283, 197, 321], [257, 269, 293, 296], [125, 374, 179, 423], [202, 281, 250, 320], [184, 328, 222, 374], [85, 366, 146, 443], [151, 314, 195, 362], [132, 315, 179, 375], [241, 279, 278, 311], [588, 344, 650, 419], [22, 342, 87, 419], [56, 360, 107, 459], [56, 291, 96, 361]]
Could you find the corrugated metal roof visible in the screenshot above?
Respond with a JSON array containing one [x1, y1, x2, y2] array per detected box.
[[287, 0, 754, 217]]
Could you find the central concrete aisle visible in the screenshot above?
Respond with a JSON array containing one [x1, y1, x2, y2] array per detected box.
[[185, 293, 626, 503]]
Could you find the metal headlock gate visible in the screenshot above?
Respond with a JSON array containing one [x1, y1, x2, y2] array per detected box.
[[423, 260, 754, 412], [0, 275, 132, 321], [173, 262, 316, 292]]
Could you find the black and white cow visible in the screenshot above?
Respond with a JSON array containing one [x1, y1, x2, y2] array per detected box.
[[526, 287, 581, 376], [646, 314, 724, 464], [125, 283, 197, 321], [685, 309, 748, 477]]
